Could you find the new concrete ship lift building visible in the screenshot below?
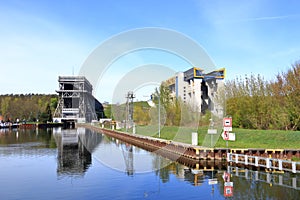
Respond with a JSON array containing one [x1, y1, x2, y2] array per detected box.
[[164, 67, 225, 117]]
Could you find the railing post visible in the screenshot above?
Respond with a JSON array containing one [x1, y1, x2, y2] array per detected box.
[[278, 160, 283, 171], [235, 154, 239, 164], [279, 175, 283, 185], [255, 171, 259, 181], [266, 173, 271, 183], [292, 177, 297, 189], [245, 169, 248, 179], [227, 153, 231, 162], [255, 157, 259, 167], [292, 162, 296, 173], [266, 158, 270, 169], [245, 155, 248, 165]]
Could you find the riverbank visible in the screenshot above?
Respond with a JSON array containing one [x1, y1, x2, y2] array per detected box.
[[80, 124, 300, 162]]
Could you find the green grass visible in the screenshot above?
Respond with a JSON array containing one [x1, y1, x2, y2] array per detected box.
[[129, 126, 300, 149]]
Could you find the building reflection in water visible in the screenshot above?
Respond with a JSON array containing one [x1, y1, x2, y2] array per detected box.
[[53, 127, 93, 178], [52, 127, 299, 198]]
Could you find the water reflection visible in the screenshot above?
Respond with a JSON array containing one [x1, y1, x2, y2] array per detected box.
[[1, 128, 299, 199], [53, 128, 92, 178]]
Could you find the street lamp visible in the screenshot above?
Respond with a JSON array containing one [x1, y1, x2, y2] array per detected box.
[[158, 92, 161, 138]]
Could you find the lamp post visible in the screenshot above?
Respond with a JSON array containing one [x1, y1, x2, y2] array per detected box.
[[158, 92, 161, 138]]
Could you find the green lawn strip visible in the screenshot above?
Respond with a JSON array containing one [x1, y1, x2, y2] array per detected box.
[[134, 126, 300, 149]]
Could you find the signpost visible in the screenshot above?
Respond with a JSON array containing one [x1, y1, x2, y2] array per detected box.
[[223, 172, 233, 197], [224, 184, 234, 197], [223, 117, 232, 131], [222, 118, 234, 198]]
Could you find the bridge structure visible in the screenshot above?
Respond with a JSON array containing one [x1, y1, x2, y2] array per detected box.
[[53, 76, 103, 124]]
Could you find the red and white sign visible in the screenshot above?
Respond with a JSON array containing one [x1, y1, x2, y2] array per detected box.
[[223, 172, 230, 182], [222, 132, 236, 141], [223, 117, 232, 131], [224, 185, 233, 197]]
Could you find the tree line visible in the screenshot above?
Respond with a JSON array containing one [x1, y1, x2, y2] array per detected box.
[[132, 62, 300, 131], [0, 94, 58, 123], [225, 63, 300, 130]]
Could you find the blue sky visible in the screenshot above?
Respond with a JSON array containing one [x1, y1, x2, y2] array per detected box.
[[0, 0, 300, 102]]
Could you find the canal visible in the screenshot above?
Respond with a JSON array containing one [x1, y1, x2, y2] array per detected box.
[[0, 128, 299, 200]]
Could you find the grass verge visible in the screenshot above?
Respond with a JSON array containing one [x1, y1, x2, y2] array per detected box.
[[127, 125, 300, 149]]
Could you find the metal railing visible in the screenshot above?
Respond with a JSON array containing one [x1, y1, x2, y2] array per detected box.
[[228, 166, 300, 190], [227, 153, 300, 173]]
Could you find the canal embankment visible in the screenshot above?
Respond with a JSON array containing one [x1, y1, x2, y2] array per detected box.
[[78, 124, 300, 162]]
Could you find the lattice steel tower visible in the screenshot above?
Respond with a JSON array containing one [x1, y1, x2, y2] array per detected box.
[[125, 91, 135, 130]]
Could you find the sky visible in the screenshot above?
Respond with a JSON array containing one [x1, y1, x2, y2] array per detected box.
[[0, 0, 300, 103]]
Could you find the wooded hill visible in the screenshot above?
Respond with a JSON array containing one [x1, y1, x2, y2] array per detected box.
[[0, 94, 57, 123]]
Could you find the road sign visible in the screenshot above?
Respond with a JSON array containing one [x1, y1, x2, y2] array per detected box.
[[207, 129, 217, 134], [223, 172, 230, 182], [229, 133, 235, 141], [224, 185, 233, 197], [208, 178, 218, 185], [223, 118, 232, 131], [224, 182, 233, 187], [222, 131, 229, 141]]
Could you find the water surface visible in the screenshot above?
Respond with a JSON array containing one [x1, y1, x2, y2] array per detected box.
[[0, 128, 299, 200]]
